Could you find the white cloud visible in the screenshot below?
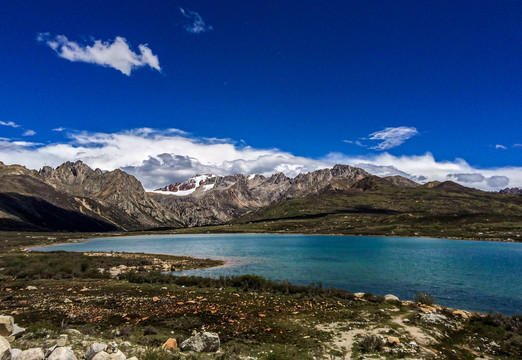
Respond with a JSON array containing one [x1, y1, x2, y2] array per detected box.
[[0, 128, 521, 191], [38, 33, 161, 76], [368, 126, 419, 150], [52, 127, 65, 132], [180, 8, 213, 34], [447, 173, 485, 183], [23, 130, 36, 136], [513, 144, 521, 147], [0, 121, 20, 128], [495, 144, 507, 150], [324, 151, 522, 191]]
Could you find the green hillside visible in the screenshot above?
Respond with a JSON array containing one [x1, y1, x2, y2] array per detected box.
[[231, 178, 522, 241]]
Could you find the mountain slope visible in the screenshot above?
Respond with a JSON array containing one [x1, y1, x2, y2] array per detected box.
[[150, 165, 369, 226], [231, 178, 522, 240], [0, 161, 181, 231]]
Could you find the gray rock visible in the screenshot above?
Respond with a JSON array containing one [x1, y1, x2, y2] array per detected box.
[[47, 347, 76, 360], [56, 335, 68, 347], [180, 332, 220, 353], [384, 294, 400, 302], [25, 286, 38, 291], [11, 325, 25, 339], [0, 336, 11, 360], [418, 312, 451, 326], [90, 352, 110, 360], [63, 299, 72, 304], [10, 349, 21, 360], [108, 351, 125, 360], [84, 343, 107, 360], [13, 348, 44, 360]]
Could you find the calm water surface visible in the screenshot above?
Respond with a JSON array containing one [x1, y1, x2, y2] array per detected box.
[[35, 234, 522, 315]]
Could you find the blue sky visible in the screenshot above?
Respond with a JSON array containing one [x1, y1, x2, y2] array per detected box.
[[0, 1, 521, 190]]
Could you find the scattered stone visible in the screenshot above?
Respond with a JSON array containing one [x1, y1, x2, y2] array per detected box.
[[63, 299, 72, 304], [106, 343, 118, 354], [57, 335, 68, 347], [452, 310, 469, 320], [90, 352, 110, 360], [109, 268, 121, 277], [64, 329, 81, 337], [13, 348, 44, 360], [108, 351, 125, 360], [0, 317, 14, 337], [387, 336, 400, 346], [161, 338, 177, 351], [384, 294, 400, 302], [354, 292, 365, 298], [120, 342, 131, 348], [180, 332, 220, 353], [47, 347, 77, 360], [84, 343, 107, 360], [25, 286, 37, 291], [10, 349, 21, 360], [0, 336, 11, 360]]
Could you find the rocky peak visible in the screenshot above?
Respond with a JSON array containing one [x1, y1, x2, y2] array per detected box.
[[154, 174, 217, 195], [267, 172, 289, 185], [499, 187, 522, 194]]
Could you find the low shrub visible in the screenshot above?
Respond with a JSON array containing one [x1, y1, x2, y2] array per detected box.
[[414, 291, 435, 306], [359, 334, 384, 353]]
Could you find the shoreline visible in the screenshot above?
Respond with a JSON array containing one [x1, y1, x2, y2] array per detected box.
[[23, 232, 522, 316], [19, 229, 522, 254]]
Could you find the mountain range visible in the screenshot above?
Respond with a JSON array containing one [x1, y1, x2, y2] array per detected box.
[[0, 160, 520, 240]]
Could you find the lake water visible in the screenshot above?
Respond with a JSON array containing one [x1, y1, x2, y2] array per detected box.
[[35, 234, 522, 315]]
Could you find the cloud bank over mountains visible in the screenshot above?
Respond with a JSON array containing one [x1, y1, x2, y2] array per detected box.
[[0, 128, 520, 191]]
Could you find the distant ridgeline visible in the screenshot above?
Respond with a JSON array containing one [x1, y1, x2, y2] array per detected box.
[[0, 161, 521, 240], [499, 187, 522, 194]]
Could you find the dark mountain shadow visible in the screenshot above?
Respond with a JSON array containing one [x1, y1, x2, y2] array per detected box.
[[0, 193, 117, 232]]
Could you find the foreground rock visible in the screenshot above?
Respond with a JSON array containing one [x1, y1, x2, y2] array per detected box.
[[84, 344, 107, 360], [384, 294, 400, 302], [0, 336, 10, 360], [47, 347, 76, 360], [180, 332, 220, 353], [13, 348, 44, 360]]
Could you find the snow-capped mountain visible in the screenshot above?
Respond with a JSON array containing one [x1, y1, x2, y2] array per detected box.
[[151, 174, 217, 196]]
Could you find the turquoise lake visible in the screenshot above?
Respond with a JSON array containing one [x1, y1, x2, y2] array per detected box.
[[35, 234, 522, 315]]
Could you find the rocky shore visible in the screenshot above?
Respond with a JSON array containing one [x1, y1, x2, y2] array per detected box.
[[0, 240, 520, 359]]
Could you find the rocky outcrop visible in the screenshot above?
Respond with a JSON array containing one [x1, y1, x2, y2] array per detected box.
[[500, 187, 522, 194], [0, 161, 181, 231], [152, 165, 370, 226], [180, 331, 220, 352], [38, 161, 179, 230]]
